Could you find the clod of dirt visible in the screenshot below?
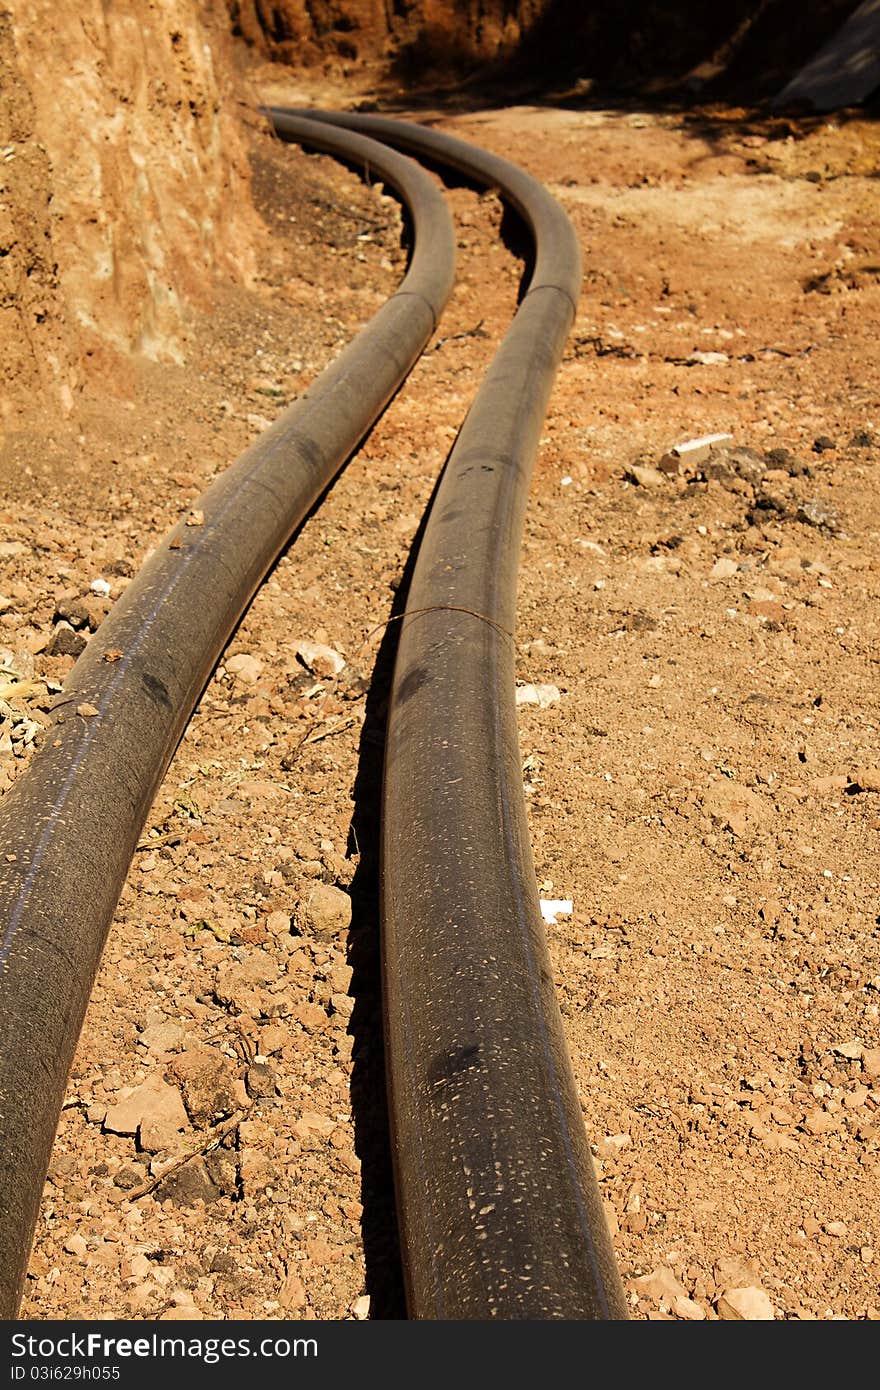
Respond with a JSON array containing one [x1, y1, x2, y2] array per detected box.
[[300, 882, 352, 940], [167, 1046, 248, 1126]]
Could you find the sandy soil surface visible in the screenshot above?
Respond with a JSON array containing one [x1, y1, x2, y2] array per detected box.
[[4, 65, 880, 1321]]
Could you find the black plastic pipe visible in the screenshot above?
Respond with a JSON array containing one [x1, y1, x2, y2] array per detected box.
[[272, 111, 629, 1319], [0, 115, 455, 1318]]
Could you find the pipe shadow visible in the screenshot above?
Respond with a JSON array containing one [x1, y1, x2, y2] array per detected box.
[[343, 456, 450, 1319]]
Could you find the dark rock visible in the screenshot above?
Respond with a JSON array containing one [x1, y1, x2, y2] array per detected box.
[[156, 1157, 221, 1206], [204, 1149, 239, 1196], [812, 435, 836, 453], [113, 1165, 145, 1190], [849, 430, 874, 448], [714, 445, 765, 484], [48, 622, 87, 658], [785, 459, 812, 478], [246, 1062, 278, 1098], [764, 447, 793, 467], [107, 557, 134, 577]]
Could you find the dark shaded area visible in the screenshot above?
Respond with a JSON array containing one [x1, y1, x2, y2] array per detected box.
[[230, 1, 869, 113], [344, 2, 880, 174], [343, 460, 451, 1319], [343, 615, 406, 1318], [384, 1, 866, 110]]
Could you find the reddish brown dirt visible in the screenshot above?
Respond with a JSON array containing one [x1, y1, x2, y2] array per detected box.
[[3, 58, 880, 1321]]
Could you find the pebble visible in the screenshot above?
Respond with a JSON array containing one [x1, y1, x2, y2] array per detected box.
[[266, 909, 291, 937], [137, 1020, 187, 1053], [330, 992, 354, 1019], [278, 1271, 306, 1311], [673, 1296, 706, 1320], [297, 1002, 329, 1033], [716, 1285, 775, 1319], [224, 653, 263, 685], [796, 499, 840, 531], [631, 1265, 689, 1304], [708, 556, 739, 581], [686, 350, 729, 366], [862, 1048, 880, 1081], [54, 596, 91, 629], [351, 1294, 370, 1320], [63, 1233, 88, 1258], [158, 1159, 221, 1207], [515, 682, 561, 708], [301, 882, 352, 940], [626, 464, 666, 488], [294, 1111, 336, 1140], [296, 639, 345, 678], [103, 1076, 189, 1151], [802, 1108, 838, 1135], [259, 1023, 288, 1055]]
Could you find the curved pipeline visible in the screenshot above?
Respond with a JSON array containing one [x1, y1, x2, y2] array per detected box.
[[271, 111, 629, 1319], [0, 115, 455, 1318]]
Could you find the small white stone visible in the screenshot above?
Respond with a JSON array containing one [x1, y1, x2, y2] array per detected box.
[[296, 640, 345, 678], [673, 1295, 706, 1320], [540, 899, 573, 924], [627, 464, 666, 488], [670, 433, 733, 462], [686, 350, 729, 366], [225, 653, 263, 684], [516, 683, 561, 709], [709, 557, 739, 581], [716, 1285, 775, 1320]]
